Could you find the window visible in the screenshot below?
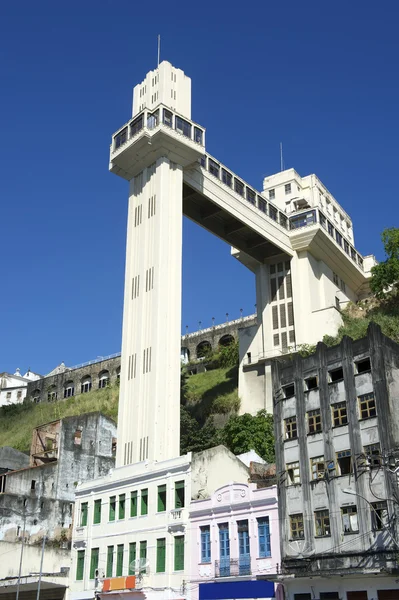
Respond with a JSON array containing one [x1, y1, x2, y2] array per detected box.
[[269, 189, 275, 200], [269, 205, 278, 221], [76, 550, 85, 581], [31, 480, 36, 491], [128, 542, 136, 575], [93, 499, 101, 524], [64, 381, 74, 398], [175, 116, 191, 138], [319, 212, 326, 229], [344, 240, 350, 254], [314, 510, 330, 536], [200, 526, 211, 563], [320, 594, 339, 600], [305, 376, 318, 391], [280, 213, 288, 228], [257, 517, 271, 557], [364, 443, 381, 468], [341, 505, 358, 533], [307, 409, 322, 434], [286, 461, 300, 484], [119, 494, 126, 519], [194, 127, 203, 144], [174, 535, 185, 571], [130, 491, 138, 517], [157, 484, 166, 512], [336, 450, 352, 475], [98, 371, 110, 388], [208, 158, 220, 178], [335, 231, 343, 247], [163, 109, 173, 127], [106, 546, 114, 577], [89, 547, 99, 579], [294, 595, 312, 600], [310, 456, 325, 480], [329, 366, 344, 383], [109, 496, 116, 521], [80, 502, 88, 526], [156, 538, 166, 572], [284, 416, 297, 440], [327, 221, 334, 237], [175, 480, 185, 508], [359, 392, 376, 419], [237, 520, 250, 575], [346, 594, 367, 600], [283, 383, 295, 398], [371, 501, 388, 530], [74, 430, 82, 445], [355, 357, 371, 374], [116, 544, 124, 576], [47, 388, 57, 402], [290, 514, 304, 539], [234, 179, 244, 196], [247, 188, 256, 205], [221, 169, 232, 187], [340, 279, 346, 293], [258, 196, 267, 213], [139, 540, 147, 571], [130, 114, 143, 136], [81, 376, 92, 394], [273, 334, 279, 346], [285, 183, 291, 195], [141, 489, 148, 515], [333, 272, 339, 285], [115, 128, 127, 149]]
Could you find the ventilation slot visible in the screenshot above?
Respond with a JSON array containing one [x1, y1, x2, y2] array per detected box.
[[132, 275, 140, 299]]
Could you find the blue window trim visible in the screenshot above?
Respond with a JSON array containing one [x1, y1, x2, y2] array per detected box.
[[200, 526, 211, 563], [258, 516, 271, 558]]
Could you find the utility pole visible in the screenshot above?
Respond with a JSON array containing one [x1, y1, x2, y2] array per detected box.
[[36, 535, 47, 600], [16, 510, 27, 600]]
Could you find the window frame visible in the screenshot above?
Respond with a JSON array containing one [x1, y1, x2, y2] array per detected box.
[[314, 509, 331, 537], [200, 525, 211, 563], [76, 549, 85, 581], [257, 517, 271, 558], [310, 456, 325, 480], [289, 514, 304, 540], [157, 484, 167, 513], [286, 461, 300, 485], [284, 416, 298, 440], [307, 409, 322, 434], [156, 537, 166, 573], [341, 505, 358, 533], [80, 502, 88, 527], [175, 480, 185, 509], [331, 401, 348, 427], [93, 499, 101, 525], [141, 488, 148, 515], [358, 392, 376, 419], [119, 494, 126, 520], [174, 535, 185, 571], [130, 490, 138, 517]]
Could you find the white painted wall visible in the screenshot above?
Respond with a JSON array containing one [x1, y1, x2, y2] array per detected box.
[[0, 370, 40, 407]]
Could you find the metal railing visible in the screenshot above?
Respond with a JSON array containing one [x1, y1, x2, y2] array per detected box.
[[215, 557, 251, 577]]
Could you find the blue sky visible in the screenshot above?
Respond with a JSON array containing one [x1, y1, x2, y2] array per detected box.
[[0, 1, 398, 375]]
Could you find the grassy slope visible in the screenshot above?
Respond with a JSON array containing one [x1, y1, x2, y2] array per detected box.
[[185, 366, 239, 424]]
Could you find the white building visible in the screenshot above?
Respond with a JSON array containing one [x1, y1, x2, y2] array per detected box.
[[0, 368, 40, 407]]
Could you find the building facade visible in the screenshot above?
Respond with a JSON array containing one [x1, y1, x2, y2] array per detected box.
[[272, 323, 399, 599], [0, 368, 40, 407], [189, 481, 280, 600]]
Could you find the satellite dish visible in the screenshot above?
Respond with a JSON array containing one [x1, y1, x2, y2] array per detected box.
[[327, 461, 335, 470]]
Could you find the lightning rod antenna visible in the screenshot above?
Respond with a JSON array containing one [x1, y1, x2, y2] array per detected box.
[[280, 142, 284, 172], [157, 35, 161, 68]]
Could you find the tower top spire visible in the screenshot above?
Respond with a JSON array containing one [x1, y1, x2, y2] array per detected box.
[[157, 34, 160, 68]]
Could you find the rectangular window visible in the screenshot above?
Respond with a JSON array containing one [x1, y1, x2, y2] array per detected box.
[[221, 168, 232, 187], [218, 523, 230, 576], [307, 409, 322, 433], [119, 494, 126, 519], [341, 505, 358, 533], [344, 240, 350, 254], [247, 188, 256, 205], [283, 383, 295, 398], [320, 594, 339, 600], [128, 542, 136, 575], [175, 480, 185, 508], [115, 128, 127, 149], [109, 496, 116, 521], [139, 541, 147, 574], [286, 273, 292, 298], [141, 489, 148, 515], [327, 221, 334, 237], [358, 392, 376, 419], [315, 510, 330, 536], [269, 189, 275, 200], [194, 127, 203, 144], [332, 401, 348, 426], [175, 116, 192, 139], [272, 305, 279, 330], [106, 546, 114, 577], [130, 491, 138, 517], [269, 205, 278, 221], [319, 212, 326, 229], [304, 376, 318, 391], [273, 333, 279, 346], [76, 550, 85, 581], [200, 526, 211, 563], [290, 514, 304, 539], [294, 595, 312, 600], [156, 538, 166, 572], [333, 271, 339, 285], [174, 535, 185, 571], [208, 158, 220, 178], [285, 416, 297, 439], [336, 450, 352, 475], [355, 357, 371, 374], [364, 443, 381, 468], [371, 501, 388, 530], [280, 213, 288, 229], [80, 502, 88, 527], [237, 520, 250, 575], [280, 304, 286, 328], [329, 366, 344, 382], [285, 183, 291, 194], [286, 461, 300, 484], [278, 276, 285, 300], [157, 484, 167, 512], [116, 544, 124, 576], [163, 109, 173, 127], [89, 547, 99, 579], [310, 456, 325, 480], [335, 231, 343, 246], [257, 517, 271, 557], [93, 499, 101, 524], [258, 196, 267, 213], [234, 179, 244, 196], [270, 278, 277, 301], [130, 115, 143, 136]]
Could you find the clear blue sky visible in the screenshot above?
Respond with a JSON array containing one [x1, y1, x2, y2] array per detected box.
[[1, 1, 398, 375]]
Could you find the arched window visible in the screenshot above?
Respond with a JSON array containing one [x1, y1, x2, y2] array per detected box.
[[196, 340, 212, 359], [32, 389, 41, 403], [219, 334, 235, 347], [64, 381, 75, 398], [181, 347, 190, 364], [47, 385, 57, 402], [98, 370, 110, 389], [81, 376, 92, 394]]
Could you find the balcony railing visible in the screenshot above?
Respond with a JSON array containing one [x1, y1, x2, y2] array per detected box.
[[215, 557, 251, 578]]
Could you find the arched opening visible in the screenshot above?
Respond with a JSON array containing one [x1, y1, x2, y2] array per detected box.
[[219, 334, 235, 347], [196, 340, 212, 359], [32, 389, 41, 403], [181, 347, 190, 364], [47, 384, 57, 402], [81, 375, 92, 394], [64, 381, 75, 399], [98, 370, 110, 389], [116, 366, 121, 380]]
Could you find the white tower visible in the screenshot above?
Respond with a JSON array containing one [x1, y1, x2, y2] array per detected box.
[[110, 61, 205, 467]]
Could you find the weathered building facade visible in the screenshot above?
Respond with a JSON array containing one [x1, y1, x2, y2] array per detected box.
[[272, 324, 399, 599]]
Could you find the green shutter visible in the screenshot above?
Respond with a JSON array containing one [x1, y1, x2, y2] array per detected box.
[[174, 535, 184, 571], [81, 503, 88, 527], [157, 485, 166, 512], [94, 500, 101, 524], [106, 546, 114, 577], [130, 491, 137, 517], [141, 489, 148, 515], [175, 481, 185, 509], [119, 494, 125, 520], [76, 550, 85, 580], [139, 541, 147, 560], [156, 538, 166, 572], [89, 548, 99, 579], [128, 542, 136, 575], [109, 496, 116, 521], [116, 544, 124, 576]]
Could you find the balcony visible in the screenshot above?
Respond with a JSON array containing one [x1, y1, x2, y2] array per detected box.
[[215, 557, 251, 578], [168, 507, 186, 533]]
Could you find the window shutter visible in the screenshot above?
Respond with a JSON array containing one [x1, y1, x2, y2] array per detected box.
[[175, 481, 185, 508], [94, 500, 101, 524], [106, 546, 114, 577], [109, 497, 116, 521], [287, 302, 294, 326], [116, 544, 124, 576], [130, 491, 137, 517], [141, 489, 148, 515], [278, 276, 285, 300], [286, 273, 292, 298], [81, 503, 88, 527], [174, 535, 185, 571], [89, 548, 99, 579], [76, 550, 85, 581], [119, 494, 125, 519], [272, 306, 279, 330], [281, 332, 288, 351], [140, 541, 147, 561], [156, 538, 166, 572], [157, 484, 166, 512], [128, 543, 136, 575], [280, 304, 286, 328]]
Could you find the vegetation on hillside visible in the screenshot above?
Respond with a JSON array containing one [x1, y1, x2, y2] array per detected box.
[[370, 228, 399, 298]]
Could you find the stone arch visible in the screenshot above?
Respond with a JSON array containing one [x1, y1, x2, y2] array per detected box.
[[32, 389, 41, 403], [47, 384, 57, 402], [98, 370, 110, 389], [80, 375, 92, 394], [219, 334, 235, 347], [64, 380, 75, 399], [196, 340, 212, 359], [181, 347, 190, 364]]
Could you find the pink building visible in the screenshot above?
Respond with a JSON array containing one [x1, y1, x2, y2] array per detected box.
[[189, 482, 282, 600]]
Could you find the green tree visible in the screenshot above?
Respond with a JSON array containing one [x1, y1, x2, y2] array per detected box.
[[215, 340, 239, 368], [371, 228, 399, 298], [220, 410, 275, 463], [180, 406, 219, 454]]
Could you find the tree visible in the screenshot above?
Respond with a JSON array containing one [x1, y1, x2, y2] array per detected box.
[[180, 406, 219, 454], [220, 409, 275, 463], [370, 228, 399, 299]]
